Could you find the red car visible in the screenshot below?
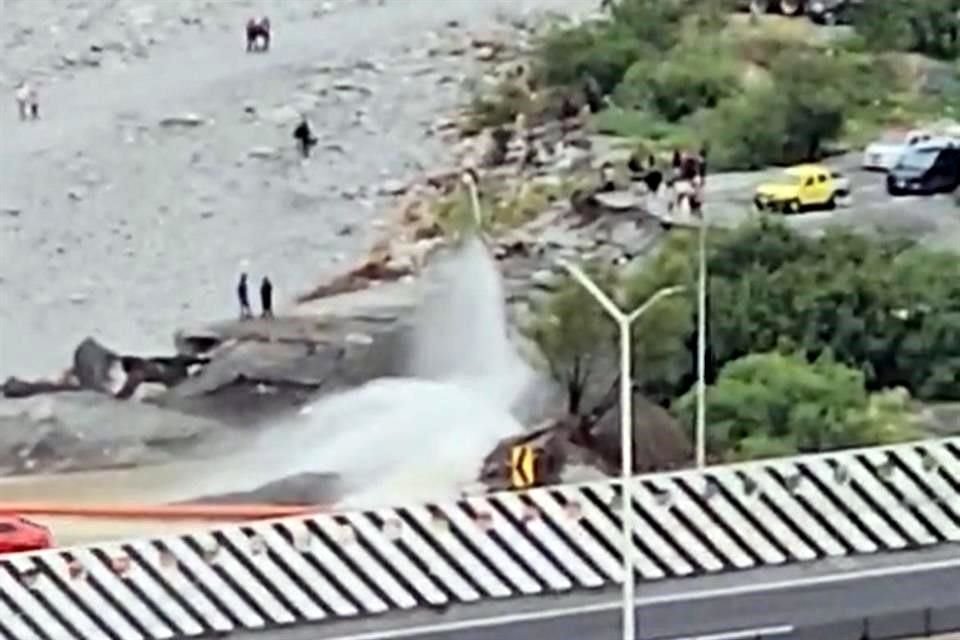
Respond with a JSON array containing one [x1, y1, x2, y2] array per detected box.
[[0, 516, 54, 554]]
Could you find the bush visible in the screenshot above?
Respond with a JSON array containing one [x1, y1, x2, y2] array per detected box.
[[852, 0, 960, 61], [536, 21, 647, 94], [430, 178, 571, 236], [702, 88, 792, 170], [702, 220, 960, 401], [535, 0, 733, 94], [615, 39, 741, 121], [524, 234, 694, 414], [672, 351, 916, 461], [702, 48, 853, 169]]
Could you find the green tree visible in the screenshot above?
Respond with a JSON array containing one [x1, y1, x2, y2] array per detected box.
[[535, 0, 734, 94], [853, 0, 960, 60], [703, 219, 960, 401], [615, 38, 741, 121], [672, 351, 915, 462], [524, 265, 617, 415], [524, 249, 692, 416]]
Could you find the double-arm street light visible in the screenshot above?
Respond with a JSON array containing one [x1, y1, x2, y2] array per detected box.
[[561, 261, 685, 640], [463, 168, 692, 639]]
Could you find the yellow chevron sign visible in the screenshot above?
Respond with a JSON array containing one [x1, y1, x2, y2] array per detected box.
[[510, 445, 537, 489]]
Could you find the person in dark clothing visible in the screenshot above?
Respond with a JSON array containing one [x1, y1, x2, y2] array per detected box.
[[697, 145, 709, 182], [260, 276, 274, 318], [680, 154, 700, 182], [627, 152, 644, 176], [292, 116, 317, 158], [237, 273, 252, 319], [582, 75, 604, 114], [643, 168, 664, 194], [599, 161, 617, 192], [559, 95, 579, 121]]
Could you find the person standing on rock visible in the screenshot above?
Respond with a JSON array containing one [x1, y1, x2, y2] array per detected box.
[[260, 276, 274, 319], [293, 115, 317, 158], [237, 273, 253, 319]]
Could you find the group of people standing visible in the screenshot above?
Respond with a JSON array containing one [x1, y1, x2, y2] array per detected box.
[[616, 146, 708, 215], [237, 273, 275, 320]]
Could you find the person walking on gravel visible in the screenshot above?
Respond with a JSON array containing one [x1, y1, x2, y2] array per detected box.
[[14, 81, 39, 121], [293, 115, 317, 158]]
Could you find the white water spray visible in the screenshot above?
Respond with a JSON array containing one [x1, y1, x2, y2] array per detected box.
[[190, 236, 534, 508]]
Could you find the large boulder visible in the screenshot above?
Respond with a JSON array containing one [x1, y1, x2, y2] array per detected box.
[[584, 391, 693, 473], [479, 417, 608, 490], [73, 337, 122, 392], [0, 392, 230, 476], [157, 315, 410, 425], [2, 377, 78, 398], [4, 337, 207, 401], [183, 472, 343, 506]]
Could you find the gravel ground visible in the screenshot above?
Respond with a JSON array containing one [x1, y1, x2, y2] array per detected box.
[[0, 0, 594, 378]]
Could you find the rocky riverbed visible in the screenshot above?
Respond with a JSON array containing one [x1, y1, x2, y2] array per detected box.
[[0, 0, 597, 378], [1, 0, 644, 510], [3, 0, 955, 514]]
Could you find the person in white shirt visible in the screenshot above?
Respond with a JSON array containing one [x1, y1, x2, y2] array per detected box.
[[14, 81, 39, 120]]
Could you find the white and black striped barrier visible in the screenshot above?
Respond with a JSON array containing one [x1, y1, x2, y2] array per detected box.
[[2, 437, 959, 639]]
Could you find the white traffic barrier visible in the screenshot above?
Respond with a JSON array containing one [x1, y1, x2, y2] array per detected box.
[[1, 437, 959, 639]]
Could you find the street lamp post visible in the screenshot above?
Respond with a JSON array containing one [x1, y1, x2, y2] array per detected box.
[[462, 170, 484, 228], [695, 212, 707, 468], [560, 261, 684, 640]]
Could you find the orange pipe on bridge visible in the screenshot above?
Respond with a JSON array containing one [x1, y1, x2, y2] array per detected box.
[[0, 502, 324, 520]]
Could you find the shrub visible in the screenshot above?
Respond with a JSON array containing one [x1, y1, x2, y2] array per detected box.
[[852, 0, 960, 61], [615, 39, 741, 121], [701, 48, 853, 169], [536, 21, 647, 94], [672, 351, 916, 461]]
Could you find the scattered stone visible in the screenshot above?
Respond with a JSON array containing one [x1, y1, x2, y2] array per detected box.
[[1, 206, 22, 217], [67, 187, 87, 201], [248, 146, 279, 159], [265, 105, 300, 124], [475, 46, 497, 62], [68, 293, 89, 305], [378, 179, 408, 196], [333, 82, 374, 96], [353, 59, 384, 73], [159, 113, 207, 128], [324, 142, 348, 154], [530, 269, 556, 288]]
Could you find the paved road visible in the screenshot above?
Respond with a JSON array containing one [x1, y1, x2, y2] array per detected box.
[[703, 154, 960, 251], [232, 545, 960, 640]]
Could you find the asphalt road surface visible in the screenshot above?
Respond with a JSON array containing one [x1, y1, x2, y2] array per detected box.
[[703, 154, 960, 252], [232, 545, 960, 640]]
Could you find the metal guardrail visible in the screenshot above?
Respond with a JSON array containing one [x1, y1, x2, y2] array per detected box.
[[1, 437, 959, 640]]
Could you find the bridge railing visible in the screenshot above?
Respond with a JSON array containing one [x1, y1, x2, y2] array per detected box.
[[1, 436, 958, 639]]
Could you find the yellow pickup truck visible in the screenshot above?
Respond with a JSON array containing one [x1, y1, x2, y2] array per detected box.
[[753, 164, 851, 214]]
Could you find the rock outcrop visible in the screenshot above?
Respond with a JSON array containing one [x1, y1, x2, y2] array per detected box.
[[0, 392, 228, 476]]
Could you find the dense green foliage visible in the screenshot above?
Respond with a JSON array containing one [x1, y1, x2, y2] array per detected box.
[[524, 238, 695, 413], [704, 220, 960, 401], [526, 221, 960, 461], [672, 351, 915, 461], [516, 0, 957, 169], [853, 0, 960, 60]]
